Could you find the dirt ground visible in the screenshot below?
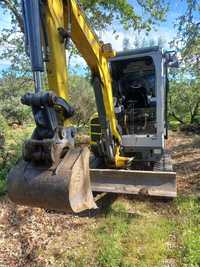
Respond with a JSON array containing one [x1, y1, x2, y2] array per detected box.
[[0, 132, 199, 267], [167, 132, 200, 196]]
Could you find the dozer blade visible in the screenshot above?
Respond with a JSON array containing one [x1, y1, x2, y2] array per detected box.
[[7, 147, 97, 213], [90, 169, 176, 198], [90, 151, 176, 198]]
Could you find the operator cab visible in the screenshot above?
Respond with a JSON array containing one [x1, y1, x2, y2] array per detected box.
[[111, 55, 156, 136], [110, 46, 168, 162]]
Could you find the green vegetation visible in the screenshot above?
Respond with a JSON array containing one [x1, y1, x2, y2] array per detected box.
[[34, 196, 199, 267], [168, 74, 200, 127], [0, 124, 33, 195], [176, 197, 200, 267], [0, 73, 34, 125], [69, 75, 96, 129], [94, 199, 174, 267], [0, 73, 96, 194], [96, 202, 130, 267], [95, 197, 200, 267]]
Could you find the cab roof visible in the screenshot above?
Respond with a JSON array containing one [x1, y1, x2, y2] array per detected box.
[[114, 46, 161, 59]]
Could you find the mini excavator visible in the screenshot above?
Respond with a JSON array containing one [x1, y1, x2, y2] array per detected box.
[[7, 0, 178, 213]]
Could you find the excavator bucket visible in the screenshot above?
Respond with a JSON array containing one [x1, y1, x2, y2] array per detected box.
[[7, 147, 97, 213]]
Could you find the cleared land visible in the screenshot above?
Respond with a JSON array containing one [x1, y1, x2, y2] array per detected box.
[[0, 128, 199, 267]]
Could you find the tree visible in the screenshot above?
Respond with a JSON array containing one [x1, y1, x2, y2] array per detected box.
[[0, 1, 28, 72], [131, 35, 165, 49], [157, 36, 165, 47], [168, 1, 200, 128], [133, 35, 140, 48], [169, 74, 200, 125], [0, 72, 34, 125], [176, 0, 200, 76], [123, 37, 131, 51], [0, 0, 169, 33], [149, 38, 156, 47], [141, 37, 148, 48], [69, 75, 96, 129]]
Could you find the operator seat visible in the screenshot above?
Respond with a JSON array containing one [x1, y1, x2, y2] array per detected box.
[[120, 77, 149, 109]]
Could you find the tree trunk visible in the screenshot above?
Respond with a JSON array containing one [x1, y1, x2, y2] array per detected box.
[[190, 101, 200, 124]]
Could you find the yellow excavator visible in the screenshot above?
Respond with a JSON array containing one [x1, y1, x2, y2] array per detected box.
[[7, 0, 178, 213]]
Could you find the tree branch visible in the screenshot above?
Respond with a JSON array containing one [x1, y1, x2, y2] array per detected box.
[[1, 0, 24, 33], [170, 111, 185, 124]]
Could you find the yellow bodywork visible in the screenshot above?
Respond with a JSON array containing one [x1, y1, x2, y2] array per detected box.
[[44, 0, 69, 101], [43, 0, 130, 167]]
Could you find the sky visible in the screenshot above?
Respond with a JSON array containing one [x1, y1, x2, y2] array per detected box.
[[101, 0, 188, 50], [0, 0, 189, 74], [0, 7, 12, 72], [69, 0, 188, 73]]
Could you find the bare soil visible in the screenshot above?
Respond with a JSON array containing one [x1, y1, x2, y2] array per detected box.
[[168, 131, 200, 195]]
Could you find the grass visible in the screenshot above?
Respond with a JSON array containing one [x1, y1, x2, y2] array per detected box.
[[34, 198, 178, 267], [95, 199, 176, 267], [169, 119, 181, 131], [0, 124, 33, 195], [96, 202, 131, 267], [52, 197, 199, 267], [176, 197, 200, 267], [94, 197, 200, 267]]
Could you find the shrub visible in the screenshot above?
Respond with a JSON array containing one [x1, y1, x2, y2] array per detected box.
[[0, 114, 8, 147], [0, 97, 32, 125]]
